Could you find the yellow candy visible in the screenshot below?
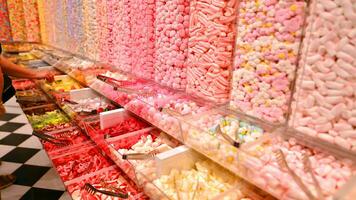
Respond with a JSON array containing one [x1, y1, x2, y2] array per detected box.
[[227, 156, 234, 163], [278, 53, 286, 59], [290, 4, 298, 12]]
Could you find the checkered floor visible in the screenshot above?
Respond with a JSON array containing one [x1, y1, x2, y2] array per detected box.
[[0, 97, 71, 200]]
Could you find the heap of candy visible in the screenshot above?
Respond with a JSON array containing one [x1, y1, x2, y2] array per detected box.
[[154, 0, 190, 90], [52, 147, 113, 181], [16, 89, 49, 102], [13, 80, 36, 91], [209, 115, 265, 144], [42, 129, 89, 152], [186, 0, 238, 103], [290, 0, 356, 151], [66, 97, 114, 114], [67, 167, 147, 200], [27, 110, 70, 130], [230, 0, 306, 123], [113, 133, 176, 181], [153, 161, 242, 200], [44, 76, 82, 92], [243, 138, 355, 199]]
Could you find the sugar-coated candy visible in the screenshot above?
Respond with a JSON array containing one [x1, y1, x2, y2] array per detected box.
[[153, 161, 244, 200], [154, 0, 190, 90], [290, 0, 356, 151], [186, 0, 238, 103], [230, 0, 306, 123], [243, 138, 355, 199]]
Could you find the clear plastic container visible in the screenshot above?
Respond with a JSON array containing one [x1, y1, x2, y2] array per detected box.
[[289, 0, 356, 152], [229, 0, 308, 124], [154, 0, 190, 90], [65, 166, 148, 200], [186, 0, 238, 104]]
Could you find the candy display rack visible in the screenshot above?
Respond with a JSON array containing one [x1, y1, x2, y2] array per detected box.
[[36, 44, 356, 199]]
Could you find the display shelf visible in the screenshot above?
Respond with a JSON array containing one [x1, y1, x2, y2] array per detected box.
[[35, 45, 356, 199]]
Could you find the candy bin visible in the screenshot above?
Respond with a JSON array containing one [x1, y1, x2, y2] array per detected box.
[[84, 111, 149, 139], [186, 0, 238, 104], [51, 144, 114, 182], [16, 89, 50, 104], [106, 128, 180, 187], [150, 146, 264, 200], [290, 0, 356, 152], [41, 127, 90, 153], [41, 75, 83, 93], [91, 72, 154, 106], [154, 0, 190, 90], [61, 88, 117, 122], [125, 99, 185, 141], [180, 107, 273, 176], [19, 59, 51, 68], [65, 166, 148, 200], [230, 0, 307, 124], [238, 131, 356, 200], [24, 105, 71, 132], [12, 79, 37, 91]]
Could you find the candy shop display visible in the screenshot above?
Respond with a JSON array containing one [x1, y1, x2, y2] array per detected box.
[[186, 0, 238, 103], [66, 166, 147, 200], [241, 136, 356, 200], [5, 0, 356, 198], [290, 0, 356, 152], [230, 0, 306, 123], [153, 160, 244, 200], [52, 146, 113, 182], [26, 110, 70, 131]]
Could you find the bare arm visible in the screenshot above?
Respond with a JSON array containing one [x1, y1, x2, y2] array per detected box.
[[0, 55, 54, 81]]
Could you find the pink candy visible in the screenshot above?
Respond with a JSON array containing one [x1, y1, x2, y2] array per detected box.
[[291, 0, 356, 151], [154, 0, 190, 90], [186, 0, 238, 103], [230, 0, 306, 123]]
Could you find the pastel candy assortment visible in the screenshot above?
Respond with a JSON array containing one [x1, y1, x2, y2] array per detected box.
[[82, 0, 99, 60], [130, 0, 156, 80], [230, 0, 306, 123], [243, 138, 355, 199], [66, 0, 84, 53], [186, 0, 238, 103], [106, 0, 132, 71], [290, 0, 356, 151], [154, 0, 190, 90], [96, 0, 110, 63]]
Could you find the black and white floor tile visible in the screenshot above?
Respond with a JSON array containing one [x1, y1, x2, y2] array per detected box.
[[0, 97, 70, 200]]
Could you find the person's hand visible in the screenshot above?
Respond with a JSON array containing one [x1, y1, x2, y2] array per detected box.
[[0, 102, 6, 116], [35, 71, 54, 82]]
